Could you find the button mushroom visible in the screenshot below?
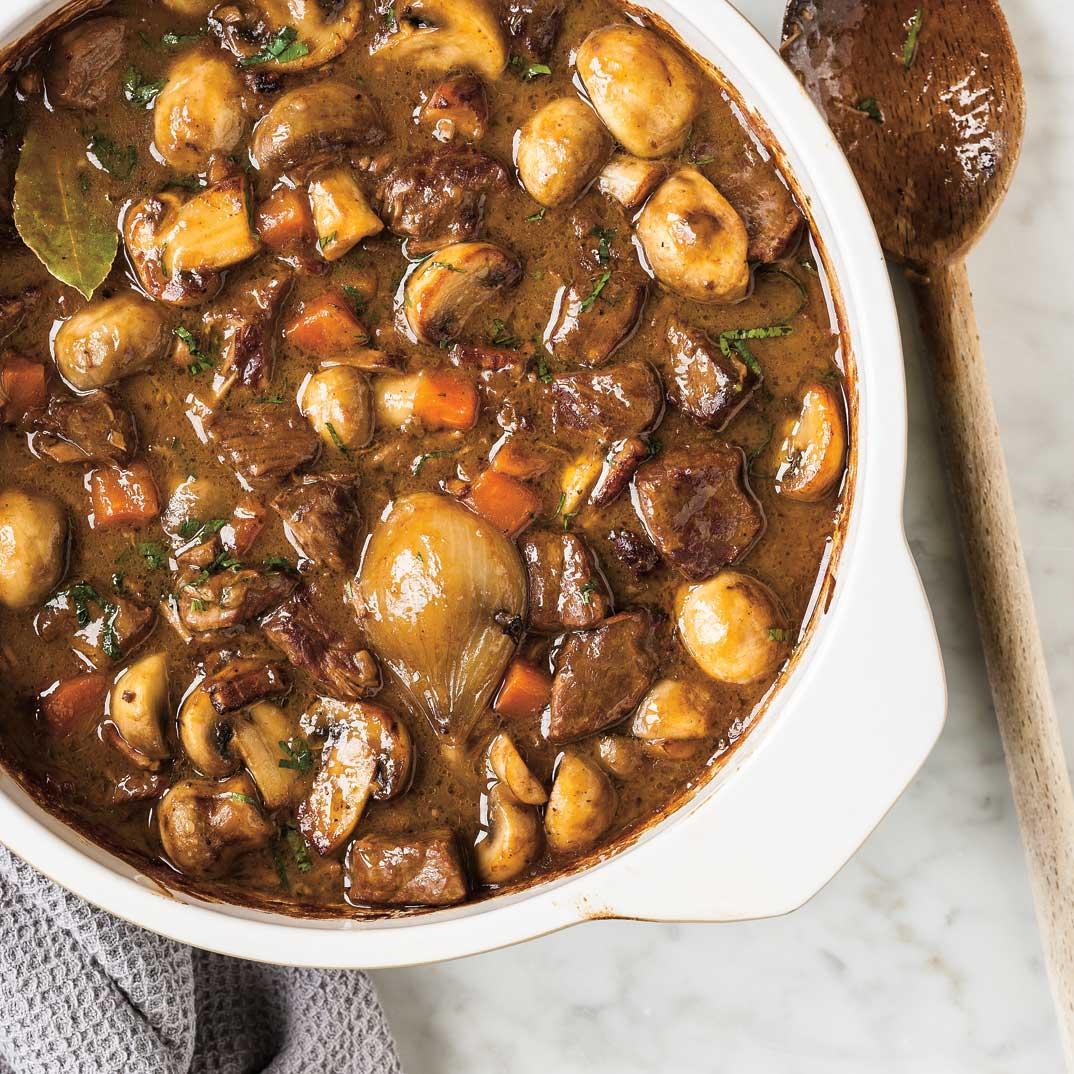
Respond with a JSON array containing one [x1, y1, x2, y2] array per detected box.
[[0, 489, 67, 609], [776, 379, 848, 501], [516, 98, 612, 208], [307, 164, 384, 261], [372, 0, 509, 81], [576, 24, 702, 159], [108, 651, 171, 766], [53, 294, 168, 391], [153, 49, 244, 171], [636, 167, 750, 304], [178, 685, 306, 809], [158, 775, 274, 877], [630, 678, 717, 758], [475, 783, 543, 884], [231, 0, 363, 71], [299, 366, 375, 451], [250, 81, 386, 178], [402, 241, 522, 346], [597, 154, 668, 213], [676, 570, 789, 685], [298, 698, 415, 855], [545, 751, 617, 854], [487, 732, 547, 804]]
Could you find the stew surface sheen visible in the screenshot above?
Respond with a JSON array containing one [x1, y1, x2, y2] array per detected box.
[[0, 0, 849, 914]]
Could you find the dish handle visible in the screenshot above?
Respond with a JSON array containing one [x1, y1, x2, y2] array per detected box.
[[570, 526, 946, 923]]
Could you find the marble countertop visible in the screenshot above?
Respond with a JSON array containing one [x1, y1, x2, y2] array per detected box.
[[372, 2, 1073, 1069]]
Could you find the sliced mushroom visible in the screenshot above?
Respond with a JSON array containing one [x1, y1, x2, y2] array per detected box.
[[0, 489, 67, 610], [475, 783, 542, 884], [372, 373, 419, 428], [53, 294, 168, 391], [630, 678, 717, 745], [419, 73, 488, 143], [299, 366, 375, 450], [298, 699, 415, 854], [373, 0, 509, 81], [558, 448, 603, 516], [153, 49, 244, 171], [178, 685, 305, 808], [676, 570, 789, 685], [545, 752, 617, 854], [108, 651, 170, 764], [636, 167, 750, 304], [403, 242, 522, 345], [595, 734, 645, 779], [597, 154, 668, 213], [250, 81, 386, 177], [576, 24, 702, 159], [487, 732, 547, 804], [516, 98, 612, 208], [776, 379, 847, 501], [236, 0, 363, 71], [158, 774, 274, 877], [307, 164, 384, 261]]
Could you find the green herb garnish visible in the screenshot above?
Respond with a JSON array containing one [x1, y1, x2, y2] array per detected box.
[[527, 208, 546, 222], [580, 580, 598, 604], [523, 63, 551, 80], [324, 421, 350, 456], [175, 326, 213, 375], [489, 319, 521, 348], [161, 31, 203, 48], [902, 8, 923, 69], [412, 448, 456, 475], [768, 627, 789, 642], [178, 517, 227, 542], [263, 556, 295, 573], [536, 352, 553, 383], [278, 738, 313, 774], [590, 226, 615, 266], [256, 393, 285, 405], [384, 2, 398, 31], [579, 270, 612, 313], [227, 792, 258, 805], [67, 582, 100, 627], [137, 542, 167, 570], [241, 26, 309, 66], [718, 324, 792, 376], [88, 135, 137, 179], [100, 602, 121, 660], [856, 97, 883, 123], [318, 232, 337, 252], [284, 826, 312, 872], [430, 259, 464, 272], [122, 67, 166, 107]]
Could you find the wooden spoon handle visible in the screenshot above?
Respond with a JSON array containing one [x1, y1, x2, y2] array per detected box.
[[915, 261, 1074, 1066]]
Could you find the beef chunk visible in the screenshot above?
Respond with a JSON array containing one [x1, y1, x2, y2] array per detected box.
[[271, 474, 363, 571], [589, 437, 650, 508], [547, 611, 656, 743], [210, 405, 321, 484], [718, 164, 804, 264], [632, 444, 764, 581], [521, 529, 610, 632], [47, 17, 126, 110], [419, 74, 488, 143], [606, 528, 659, 576], [552, 361, 662, 442], [177, 565, 297, 633], [25, 391, 136, 465], [664, 319, 760, 430], [209, 274, 293, 390], [37, 585, 155, 668], [547, 276, 647, 367], [504, 1, 564, 63], [205, 660, 290, 714], [261, 589, 380, 701], [377, 147, 508, 255], [346, 828, 468, 906]]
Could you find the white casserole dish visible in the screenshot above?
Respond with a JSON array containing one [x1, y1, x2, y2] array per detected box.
[[0, 0, 946, 968]]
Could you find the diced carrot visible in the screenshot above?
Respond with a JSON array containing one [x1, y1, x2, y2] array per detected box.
[[494, 659, 552, 721], [492, 437, 551, 480], [413, 367, 480, 432], [223, 494, 267, 556], [88, 461, 160, 529], [1, 354, 47, 421], [466, 469, 540, 536], [284, 292, 369, 356], [257, 184, 315, 250], [40, 672, 109, 737]]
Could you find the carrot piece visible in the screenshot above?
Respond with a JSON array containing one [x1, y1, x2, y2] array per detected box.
[[40, 672, 109, 737], [413, 367, 480, 432], [88, 461, 160, 529], [494, 659, 552, 721], [284, 292, 369, 356], [257, 185, 315, 250], [491, 438, 551, 480], [466, 469, 540, 536], [1, 354, 47, 421]]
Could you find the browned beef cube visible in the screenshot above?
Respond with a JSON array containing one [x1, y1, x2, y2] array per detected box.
[[504, 1, 564, 63], [521, 529, 610, 632], [547, 611, 656, 744], [632, 444, 764, 581], [551, 361, 663, 441], [46, 17, 125, 110], [718, 163, 804, 264], [547, 276, 647, 367], [346, 828, 469, 906], [206, 660, 290, 714], [272, 474, 364, 571], [209, 274, 292, 389], [210, 405, 321, 484], [177, 567, 297, 633], [664, 319, 760, 430], [606, 528, 659, 576], [26, 391, 137, 465]]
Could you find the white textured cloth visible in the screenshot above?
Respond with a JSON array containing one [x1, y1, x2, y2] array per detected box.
[[0, 846, 403, 1074]]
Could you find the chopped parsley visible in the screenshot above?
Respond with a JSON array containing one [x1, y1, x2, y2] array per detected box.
[[590, 226, 615, 266], [579, 580, 598, 604], [430, 260, 464, 272], [100, 604, 122, 661], [489, 319, 521, 348], [227, 792, 258, 805], [284, 826, 312, 873], [383, 2, 398, 32], [902, 8, 923, 69], [190, 598, 207, 612], [536, 352, 553, 383], [122, 67, 166, 107], [87, 134, 137, 179], [263, 556, 295, 573], [272, 842, 290, 889], [523, 62, 552, 81], [240, 26, 310, 66], [856, 96, 883, 123], [412, 448, 457, 475], [718, 324, 792, 376], [646, 435, 663, 458], [67, 582, 100, 628], [318, 231, 338, 252], [768, 627, 789, 642], [178, 517, 227, 542], [175, 326, 213, 376], [161, 31, 203, 48], [137, 542, 168, 570], [256, 393, 285, 405], [278, 738, 313, 774], [527, 208, 547, 222], [324, 421, 350, 456], [548, 492, 566, 521], [342, 284, 367, 317], [579, 270, 613, 313], [692, 155, 716, 166]]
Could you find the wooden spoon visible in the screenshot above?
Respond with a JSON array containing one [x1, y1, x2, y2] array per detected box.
[[782, 1, 1074, 1063]]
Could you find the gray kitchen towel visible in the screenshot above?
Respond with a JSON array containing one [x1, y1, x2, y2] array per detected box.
[[0, 846, 403, 1074]]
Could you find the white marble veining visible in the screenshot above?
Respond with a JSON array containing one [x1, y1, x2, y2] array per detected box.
[[372, 2, 1074, 1069]]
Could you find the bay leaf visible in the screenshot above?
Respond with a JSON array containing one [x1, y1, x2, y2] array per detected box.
[[13, 114, 119, 299]]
